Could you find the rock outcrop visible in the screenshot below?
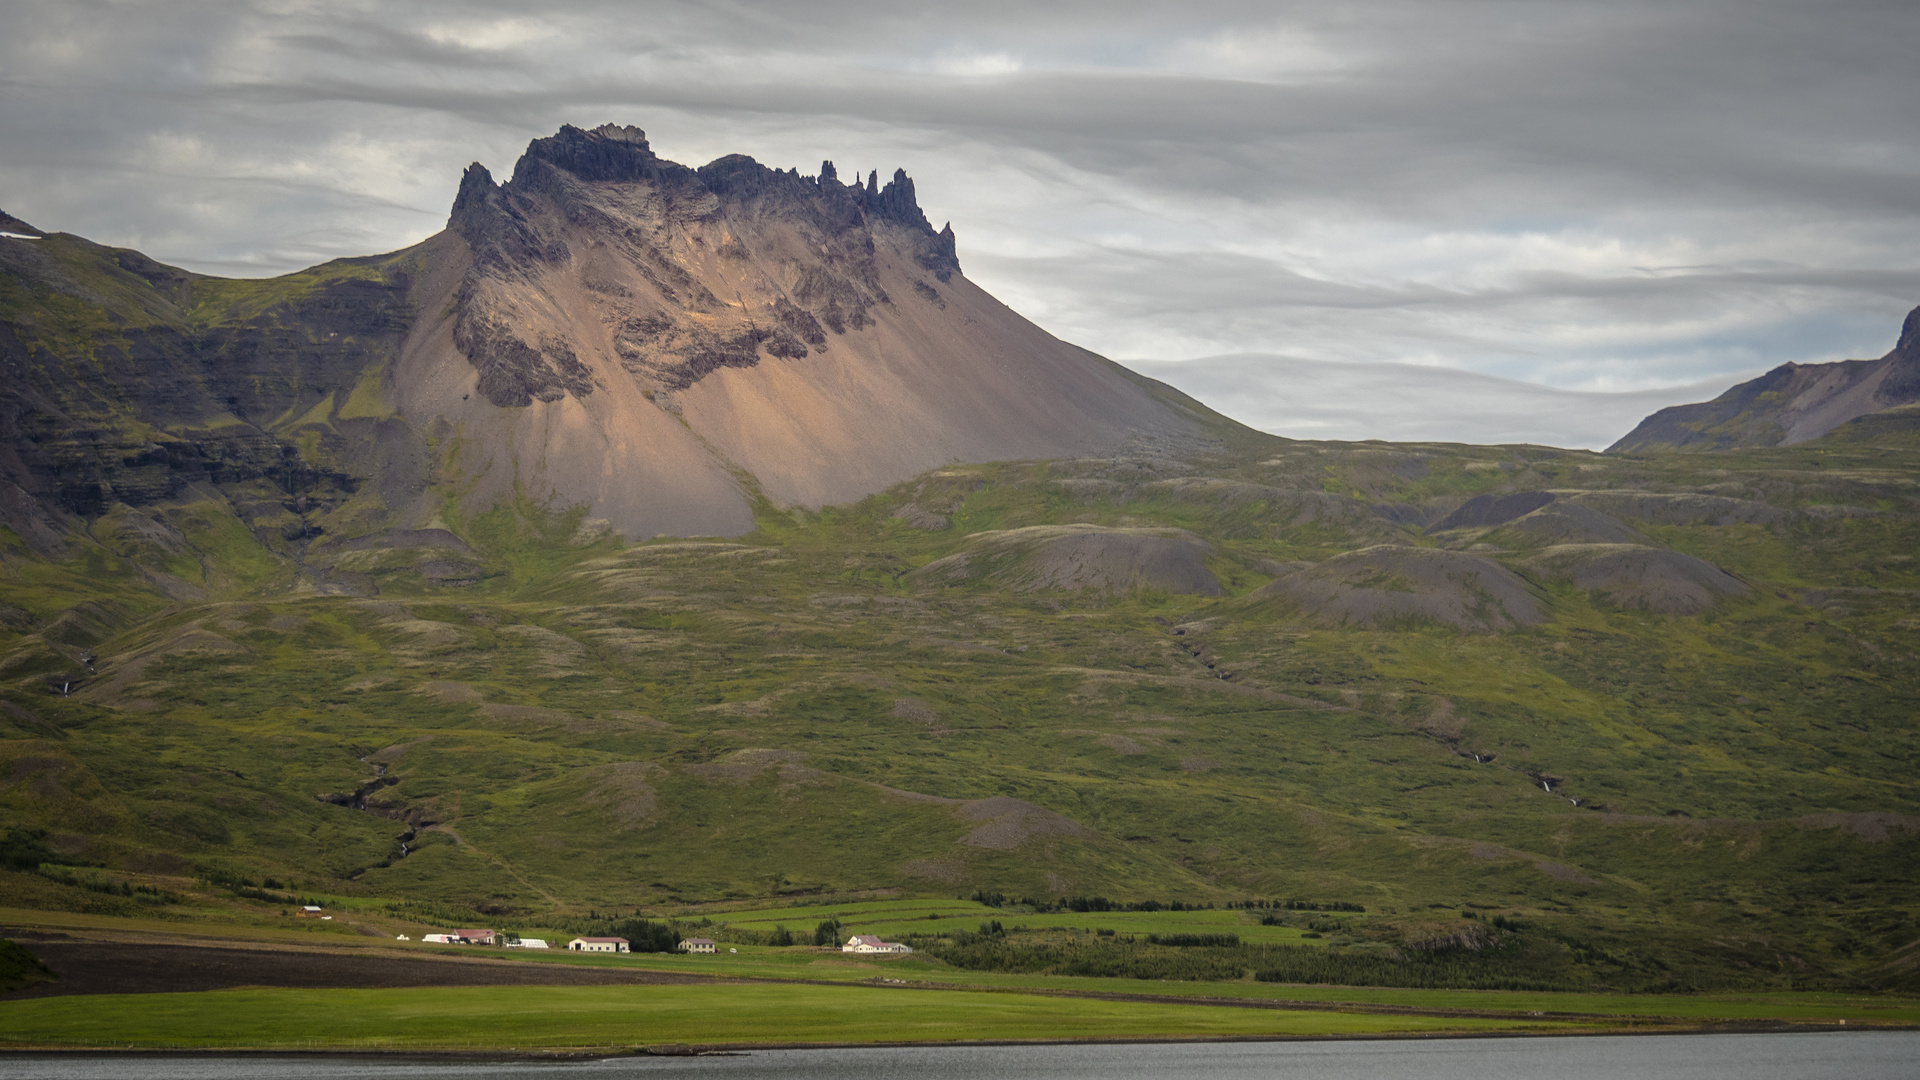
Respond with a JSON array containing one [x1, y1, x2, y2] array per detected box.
[[0, 208, 43, 236]]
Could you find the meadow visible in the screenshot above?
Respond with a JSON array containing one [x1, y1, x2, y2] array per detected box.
[[0, 983, 1592, 1051], [626, 897, 1335, 946], [4, 901, 1916, 1049], [1, 311, 1916, 999]]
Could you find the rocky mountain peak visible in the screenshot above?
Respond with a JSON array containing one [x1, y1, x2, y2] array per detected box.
[[1876, 304, 1920, 403], [1612, 302, 1920, 451], [446, 164, 505, 243], [872, 167, 926, 228], [591, 123, 649, 145], [519, 122, 664, 184], [441, 123, 968, 410], [1895, 304, 1920, 359], [0, 122, 1214, 547]]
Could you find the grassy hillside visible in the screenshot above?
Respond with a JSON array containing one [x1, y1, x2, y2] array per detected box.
[[1, 240, 1916, 998], [0, 412, 1914, 995]]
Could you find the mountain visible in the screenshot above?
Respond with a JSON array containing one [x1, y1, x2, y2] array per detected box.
[[0, 122, 1218, 557], [1, 127, 1917, 997], [1610, 305, 1920, 452]]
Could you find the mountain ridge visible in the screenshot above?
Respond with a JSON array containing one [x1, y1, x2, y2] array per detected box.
[[0, 122, 1234, 554], [1610, 305, 1920, 452]]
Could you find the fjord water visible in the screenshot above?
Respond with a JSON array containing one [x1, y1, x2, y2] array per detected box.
[[1, 1034, 1914, 1080]]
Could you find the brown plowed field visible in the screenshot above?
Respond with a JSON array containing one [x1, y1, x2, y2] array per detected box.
[[1, 930, 718, 999]]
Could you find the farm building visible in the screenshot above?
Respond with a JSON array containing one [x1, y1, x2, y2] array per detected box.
[[456, 929, 498, 945], [422, 933, 462, 944], [679, 937, 717, 953], [298, 905, 323, 917], [568, 937, 630, 953], [507, 938, 549, 949], [842, 934, 912, 954]]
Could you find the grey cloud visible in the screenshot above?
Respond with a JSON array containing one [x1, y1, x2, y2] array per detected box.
[[2, 0, 1916, 426], [1127, 356, 1737, 449]]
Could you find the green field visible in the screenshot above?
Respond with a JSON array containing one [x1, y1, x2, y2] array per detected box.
[[0, 984, 1581, 1051], [1, 900, 1913, 1050], [708, 898, 1332, 945]]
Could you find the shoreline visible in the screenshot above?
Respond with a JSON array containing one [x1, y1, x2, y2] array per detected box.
[[1, 1019, 1912, 1059]]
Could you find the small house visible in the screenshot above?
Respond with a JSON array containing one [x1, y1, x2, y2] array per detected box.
[[568, 936, 630, 953], [679, 937, 717, 954], [456, 929, 498, 946], [842, 934, 912, 955], [299, 905, 323, 917]]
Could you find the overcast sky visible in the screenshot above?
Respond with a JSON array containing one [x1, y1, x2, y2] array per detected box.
[[5, 1, 1918, 446]]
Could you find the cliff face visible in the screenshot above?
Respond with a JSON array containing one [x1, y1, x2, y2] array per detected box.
[[1610, 306, 1920, 453], [0, 222, 423, 562], [0, 123, 1218, 562]]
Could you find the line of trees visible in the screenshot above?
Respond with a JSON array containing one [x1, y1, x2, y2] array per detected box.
[[1021, 896, 1218, 913], [914, 934, 1594, 991], [966, 891, 1366, 914], [547, 916, 682, 952], [1147, 932, 1240, 947], [1252, 943, 1573, 991]]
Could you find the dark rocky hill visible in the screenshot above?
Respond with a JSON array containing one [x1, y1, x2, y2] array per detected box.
[[1611, 305, 1920, 452]]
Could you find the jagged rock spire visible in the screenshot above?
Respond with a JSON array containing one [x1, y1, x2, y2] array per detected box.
[[873, 168, 928, 229]]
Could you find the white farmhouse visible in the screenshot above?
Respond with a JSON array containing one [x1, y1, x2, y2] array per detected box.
[[842, 934, 912, 955], [568, 936, 630, 953], [679, 937, 717, 954]]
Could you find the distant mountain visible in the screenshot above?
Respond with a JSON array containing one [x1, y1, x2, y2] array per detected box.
[[1125, 355, 1733, 450], [1610, 305, 1920, 452], [0, 123, 1223, 552]]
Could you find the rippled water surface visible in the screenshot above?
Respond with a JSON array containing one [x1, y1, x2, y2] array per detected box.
[[0, 1033, 1913, 1080]]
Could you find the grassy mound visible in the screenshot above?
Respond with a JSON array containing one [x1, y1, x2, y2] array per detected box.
[[909, 524, 1223, 595], [1525, 544, 1749, 614], [1250, 545, 1544, 631]]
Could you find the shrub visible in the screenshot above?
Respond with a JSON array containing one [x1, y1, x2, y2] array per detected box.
[[1147, 933, 1240, 947], [0, 830, 55, 872]]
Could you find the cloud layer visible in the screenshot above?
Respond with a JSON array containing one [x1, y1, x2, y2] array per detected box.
[[4, 0, 1917, 441], [1127, 356, 1730, 450]]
